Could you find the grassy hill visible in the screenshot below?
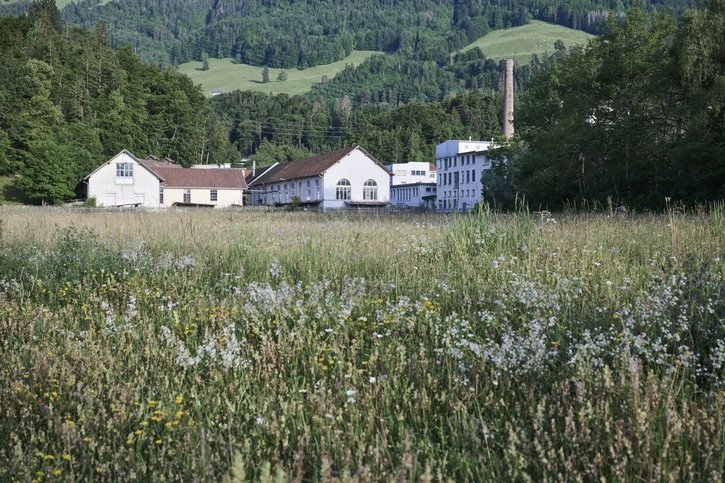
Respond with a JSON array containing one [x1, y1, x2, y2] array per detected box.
[[462, 20, 595, 62], [177, 51, 381, 97]]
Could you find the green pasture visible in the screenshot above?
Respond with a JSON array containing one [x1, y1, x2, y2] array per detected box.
[[462, 20, 595, 62], [178, 50, 381, 96]]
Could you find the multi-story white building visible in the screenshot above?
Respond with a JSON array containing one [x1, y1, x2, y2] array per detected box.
[[435, 140, 493, 212]]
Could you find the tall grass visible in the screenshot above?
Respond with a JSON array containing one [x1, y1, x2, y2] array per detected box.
[[0, 206, 722, 481]]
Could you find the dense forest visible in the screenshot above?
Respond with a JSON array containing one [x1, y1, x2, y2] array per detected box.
[[210, 90, 502, 166], [18, 0, 692, 68], [485, 1, 725, 209], [0, 0, 235, 204]]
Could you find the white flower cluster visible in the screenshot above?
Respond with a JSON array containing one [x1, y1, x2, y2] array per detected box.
[[160, 324, 248, 370]]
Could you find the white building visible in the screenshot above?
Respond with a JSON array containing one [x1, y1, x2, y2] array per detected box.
[[248, 146, 390, 210], [390, 182, 437, 209], [385, 161, 437, 185], [435, 140, 494, 212], [85, 150, 247, 208]]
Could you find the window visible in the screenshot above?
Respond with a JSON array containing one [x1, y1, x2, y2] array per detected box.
[[336, 178, 351, 200], [183, 189, 191, 203], [159, 188, 164, 205], [116, 162, 134, 178], [363, 179, 378, 200], [210, 189, 218, 202]]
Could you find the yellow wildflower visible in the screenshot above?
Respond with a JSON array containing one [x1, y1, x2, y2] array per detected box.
[[175, 395, 183, 405]]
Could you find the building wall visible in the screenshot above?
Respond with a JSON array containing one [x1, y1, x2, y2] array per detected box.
[[435, 140, 494, 212], [87, 152, 161, 207], [322, 149, 390, 209], [386, 162, 437, 185], [163, 187, 243, 207], [390, 183, 437, 208]]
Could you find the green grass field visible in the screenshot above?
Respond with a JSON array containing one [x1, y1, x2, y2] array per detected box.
[[462, 20, 595, 62], [0, 206, 723, 480], [178, 51, 381, 96]]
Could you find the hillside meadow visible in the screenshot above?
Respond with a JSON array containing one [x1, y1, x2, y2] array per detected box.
[[0, 206, 723, 481], [178, 51, 381, 96], [461, 20, 595, 62]]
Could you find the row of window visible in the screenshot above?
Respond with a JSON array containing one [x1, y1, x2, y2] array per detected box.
[[441, 188, 477, 199], [391, 186, 436, 201], [438, 170, 477, 187], [335, 178, 378, 200], [438, 154, 478, 170]]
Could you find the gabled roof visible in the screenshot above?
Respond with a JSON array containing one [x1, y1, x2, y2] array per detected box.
[[253, 146, 388, 185], [154, 166, 248, 189], [85, 150, 247, 189], [84, 149, 164, 181]]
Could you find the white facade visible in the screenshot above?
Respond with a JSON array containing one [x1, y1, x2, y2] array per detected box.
[[322, 151, 390, 209], [435, 140, 494, 212], [86, 150, 162, 207], [390, 182, 437, 208], [386, 162, 436, 185], [162, 187, 243, 207], [251, 147, 390, 210]]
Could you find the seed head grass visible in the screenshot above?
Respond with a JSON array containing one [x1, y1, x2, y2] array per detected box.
[[0, 206, 722, 480]]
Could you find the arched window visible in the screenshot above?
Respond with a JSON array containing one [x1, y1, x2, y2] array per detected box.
[[336, 178, 351, 200], [363, 179, 377, 200]]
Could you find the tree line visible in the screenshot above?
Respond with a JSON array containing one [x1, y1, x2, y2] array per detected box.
[[485, 1, 724, 209], [0, 1, 235, 204]]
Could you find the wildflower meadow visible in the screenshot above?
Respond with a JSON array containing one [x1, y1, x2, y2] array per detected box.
[[0, 205, 723, 481]]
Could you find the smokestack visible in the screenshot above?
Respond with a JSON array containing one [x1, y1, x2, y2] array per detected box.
[[503, 58, 514, 139]]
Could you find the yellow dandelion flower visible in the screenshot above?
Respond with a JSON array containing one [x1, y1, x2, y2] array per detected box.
[[140, 421, 149, 427], [126, 438, 133, 446], [175, 410, 184, 419], [53, 469, 62, 477], [82, 437, 91, 444], [175, 396, 183, 405], [134, 429, 143, 436], [164, 422, 172, 429], [154, 439, 163, 445], [65, 420, 75, 429], [44, 454, 55, 461], [62, 453, 71, 461]]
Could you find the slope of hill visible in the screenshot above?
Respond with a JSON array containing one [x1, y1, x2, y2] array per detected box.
[[178, 51, 381, 96], [57, 0, 694, 68], [462, 20, 594, 62]]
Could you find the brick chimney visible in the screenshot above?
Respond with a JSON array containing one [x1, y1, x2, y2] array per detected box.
[[503, 59, 514, 139]]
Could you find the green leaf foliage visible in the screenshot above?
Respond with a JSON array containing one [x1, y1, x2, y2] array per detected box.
[[490, 3, 725, 210], [0, 2, 237, 203]]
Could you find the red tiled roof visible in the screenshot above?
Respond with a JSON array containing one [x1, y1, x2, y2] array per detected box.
[[254, 147, 358, 184], [153, 166, 248, 189]]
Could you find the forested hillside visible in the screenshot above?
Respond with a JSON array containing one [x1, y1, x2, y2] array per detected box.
[[54, 0, 694, 68], [0, 0, 235, 204], [210, 90, 502, 166], [485, 2, 725, 209]]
